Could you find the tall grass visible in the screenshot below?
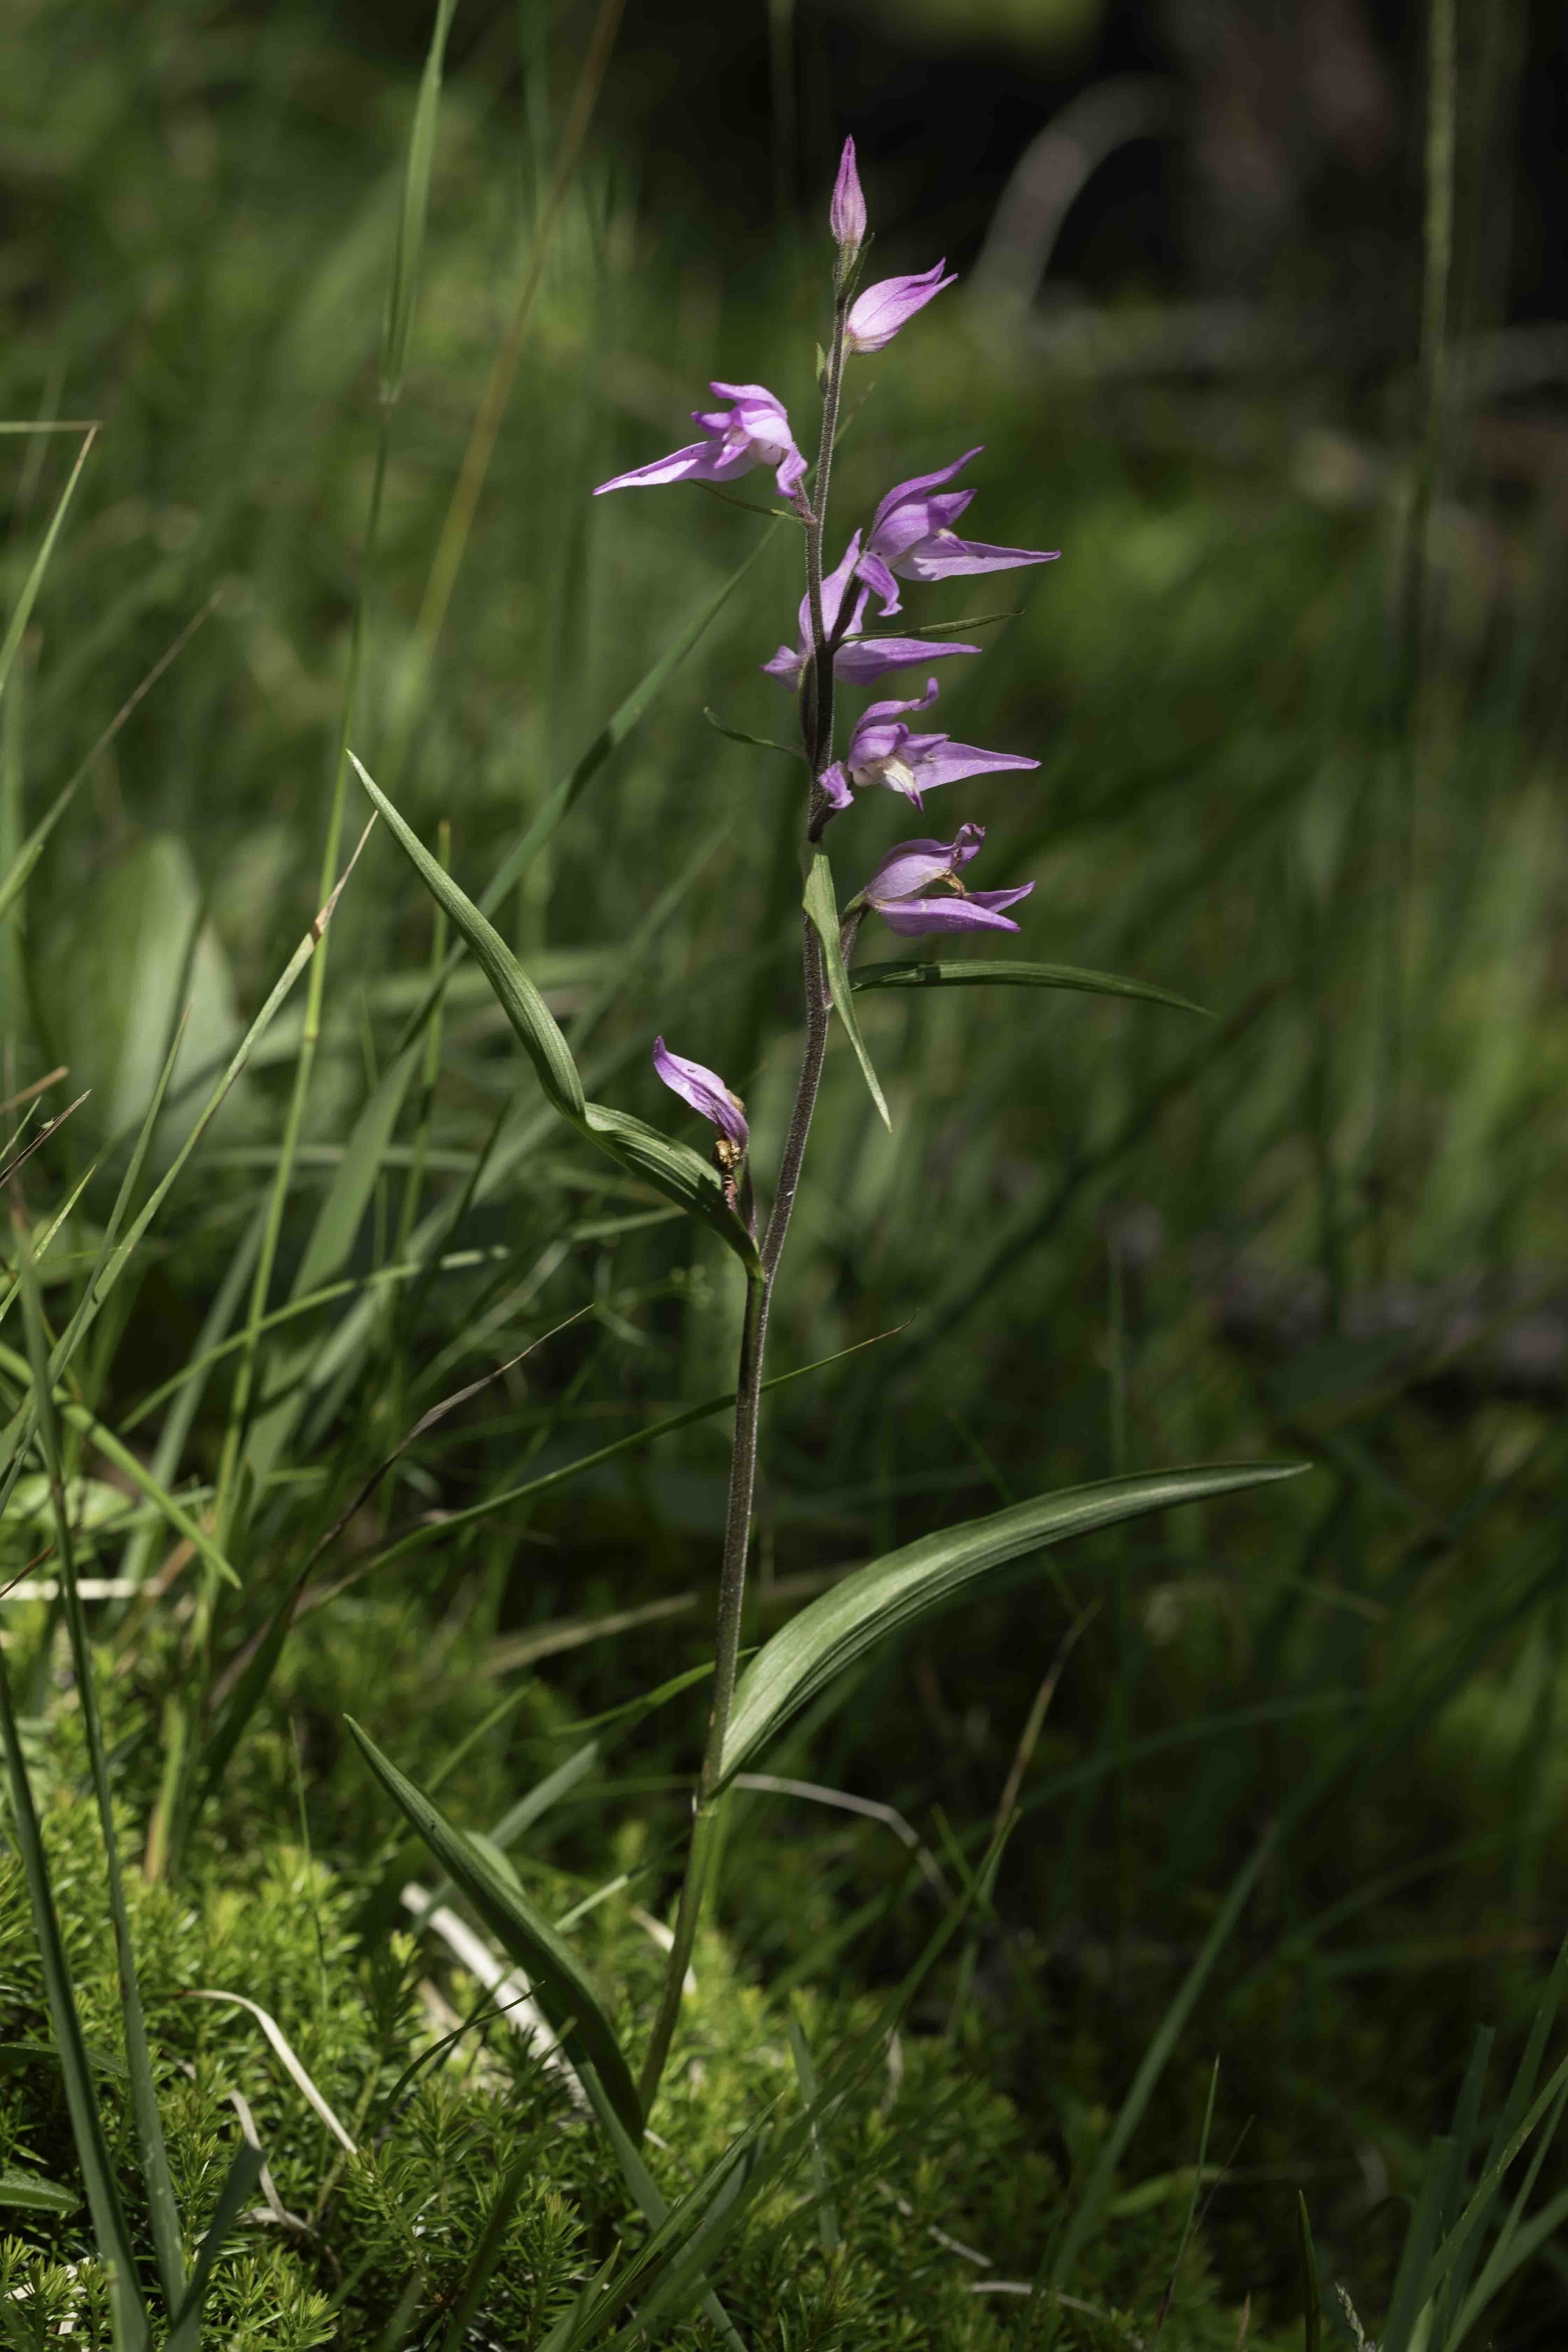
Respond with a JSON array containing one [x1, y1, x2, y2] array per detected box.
[[2, 0, 1567, 2344]]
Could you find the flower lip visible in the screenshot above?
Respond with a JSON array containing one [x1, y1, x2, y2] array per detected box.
[[831, 137, 867, 262], [859, 824, 1034, 937], [845, 261, 957, 355], [595, 382, 806, 499], [652, 1038, 749, 1154], [856, 448, 1059, 616], [837, 681, 1041, 809], [864, 823, 987, 907]]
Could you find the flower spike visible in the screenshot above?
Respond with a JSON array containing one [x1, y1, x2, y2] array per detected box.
[[595, 383, 807, 499], [831, 137, 867, 270], [857, 823, 1034, 937], [761, 536, 981, 692], [856, 449, 1059, 615], [845, 261, 957, 355], [819, 678, 1039, 811]]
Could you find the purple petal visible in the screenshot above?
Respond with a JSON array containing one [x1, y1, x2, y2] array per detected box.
[[845, 717, 906, 766], [818, 762, 854, 809], [594, 441, 729, 495], [899, 534, 1061, 584], [908, 740, 1041, 791], [856, 678, 942, 734], [856, 546, 905, 617], [967, 883, 1035, 917], [863, 823, 985, 907], [876, 895, 1026, 937], [652, 1038, 749, 1151], [831, 137, 867, 257], [773, 444, 809, 496], [845, 262, 958, 354], [833, 636, 979, 685], [761, 643, 804, 685], [867, 449, 983, 549]]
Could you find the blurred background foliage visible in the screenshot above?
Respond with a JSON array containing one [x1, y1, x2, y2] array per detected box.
[[5, 0, 1568, 2337]]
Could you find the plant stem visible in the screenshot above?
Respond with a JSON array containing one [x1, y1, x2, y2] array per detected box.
[[639, 297, 850, 2114], [800, 295, 849, 786], [636, 926, 833, 2114]]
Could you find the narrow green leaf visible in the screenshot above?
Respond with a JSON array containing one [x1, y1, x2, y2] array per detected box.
[[1449, 2118, 1568, 2348], [701, 708, 805, 761], [1154, 2057, 1219, 2334], [372, 1322, 899, 1570], [389, 525, 783, 1063], [164, 2142, 266, 2352], [1036, 1822, 1277, 2333], [351, 754, 757, 1267], [0, 1342, 238, 1590], [1296, 2192, 1322, 2352], [1417, 2042, 1568, 2325], [786, 2008, 840, 2254], [381, 0, 461, 401], [0, 2166, 77, 2216], [577, 2072, 748, 2352], [345, 1717, 642, 2141], [1382, 2137, 1450, 2352], [351, 754, 585, 1118], [10, 1204, 187, 2316], [0, 817, 373, 1492], [295, 1039, 423, 1298], [850, 958, 1210, 1017], [0, 427, 96, 709], [536, 2251, 619, 2352], [582, 1102, 757, 1268], [438, 2145, 537, 2352], [803, 845, 889, 1130], [719, 1462, 1306, 1785], [0, 1591, 145, 2343], [0, 595, 216, 930]]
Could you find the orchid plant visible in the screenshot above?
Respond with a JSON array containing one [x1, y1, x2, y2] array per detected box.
[[596, 139, 1063, 2102], [350, 135, 1294, 2161]]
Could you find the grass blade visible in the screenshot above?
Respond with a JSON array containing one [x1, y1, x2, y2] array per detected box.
[[164, 2141, 265, 2352], [719, 1462, 1305, 1785], [351, 752, 584, 1117], [6, 1198, 167, 2329], [1297, 2191, 1323, 2352], [0, 1662, 145, 2340], [1383, 2136, 1451, 2352], [345, 1716, 643, 2140], [388, 525, 783, 1065], [380, 0, 460, 403], [850, 957, 1209, 1016], [0, 426, 96, 710], [352, 752, 758, 1265], [804, 845, 889, 1130], [1031, 1821, 1278, 2338]]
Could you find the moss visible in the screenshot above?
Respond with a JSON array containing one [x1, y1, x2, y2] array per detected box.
[[0, 1690, 1274, 2350]]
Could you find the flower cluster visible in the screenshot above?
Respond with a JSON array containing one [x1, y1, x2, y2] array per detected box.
[[595, 139, 1054, 1166]]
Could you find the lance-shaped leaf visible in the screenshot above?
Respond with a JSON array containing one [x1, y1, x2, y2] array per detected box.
[[351, 754, 585, 1119], [345, 1718, 642, 2141], [350, 754, 759, 1270], [583, 1102, 755, 1266], [0, 426, 96, 711], [803, 844, 890, 1132], [380, 0, 460, 403], [719, 1462, 1305, 1785], [851, 958, 1209, 1017]]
